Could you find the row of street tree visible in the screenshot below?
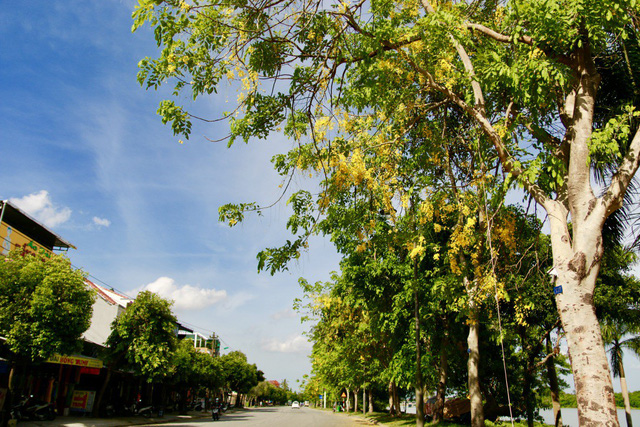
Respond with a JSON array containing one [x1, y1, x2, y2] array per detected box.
[[134, 0, 640, 425], [0, 250, 262, 422], [297, 209, 640, 426]]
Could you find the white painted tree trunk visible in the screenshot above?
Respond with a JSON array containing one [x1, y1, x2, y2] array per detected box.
[[363, 387, 366, 415]]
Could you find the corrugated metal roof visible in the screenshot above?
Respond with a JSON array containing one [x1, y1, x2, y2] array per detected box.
[[85, 280, 132, 308]]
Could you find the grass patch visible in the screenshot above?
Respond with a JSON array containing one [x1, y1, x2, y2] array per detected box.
[[345, 410, 552, 427], [362, 412, 417, 426], [315, 407, 552, 427]]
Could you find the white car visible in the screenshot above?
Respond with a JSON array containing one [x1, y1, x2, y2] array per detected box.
[[292, 401, 300, 409]]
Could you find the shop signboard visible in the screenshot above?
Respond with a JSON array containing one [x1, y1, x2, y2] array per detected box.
[[46, 354, 103, 369], [71, 390, 96, 413]]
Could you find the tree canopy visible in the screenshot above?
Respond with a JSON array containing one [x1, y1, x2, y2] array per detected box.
[[106, 290, 178, 382], [0, 251, 95, 362]]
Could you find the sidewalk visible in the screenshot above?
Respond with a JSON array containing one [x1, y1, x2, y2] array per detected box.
[[16, 410, 213, 427]]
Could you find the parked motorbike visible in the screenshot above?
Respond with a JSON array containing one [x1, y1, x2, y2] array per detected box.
[[11, 395, 56, 421], [132, 400, 154, 418], [191, 400, 203, 411]]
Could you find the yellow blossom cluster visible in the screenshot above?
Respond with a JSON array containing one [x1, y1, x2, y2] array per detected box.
[[408, 236, 427, 260]]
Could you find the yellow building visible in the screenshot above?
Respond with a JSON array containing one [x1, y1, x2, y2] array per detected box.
[[0, 200, 75, 256]]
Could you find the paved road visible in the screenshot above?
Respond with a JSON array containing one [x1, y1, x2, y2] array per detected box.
[[141, 407, 369, 427]]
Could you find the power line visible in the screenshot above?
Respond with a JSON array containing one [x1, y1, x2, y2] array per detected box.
[[79, 268, 235, 351], [2, 242, 235, 352]]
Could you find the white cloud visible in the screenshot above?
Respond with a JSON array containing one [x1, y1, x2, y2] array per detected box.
[[92, 216, 111, 227], [140, 276, 227, 310], [9, 190, 71, 228], [261, 334, 311, 353], [272, 308, 297, 320]]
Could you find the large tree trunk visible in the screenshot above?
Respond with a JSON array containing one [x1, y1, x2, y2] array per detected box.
[[549, 200, 618, 426], [467, 289, 484, 427], [542, 37, 625, 425], [368, 388, 374, 413], [619, 360, 633, 427], [554, 267, 618, 426], [545, 337, 563, 427]]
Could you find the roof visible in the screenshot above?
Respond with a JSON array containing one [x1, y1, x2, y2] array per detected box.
[[0, 200, 75, 250], [177, 324, 194, 334], [85, 280, 132, 308]]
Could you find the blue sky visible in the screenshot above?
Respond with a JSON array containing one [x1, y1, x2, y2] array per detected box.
[[0, 0, 341, 388], [2, 0, 639, 395]]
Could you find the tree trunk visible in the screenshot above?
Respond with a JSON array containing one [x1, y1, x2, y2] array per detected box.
[[434, 332, 449, 423], [414, 270, 425, 427], [346, 388, 350, 412], [553, 260, 618, 426], [354, 388, 359, 413], [542, 40, 621, 425], [388, 381, 394, 415], [393, 382, 401, 417], [368, 388, 374, 413], [523, 348, 535, 427], [619, 360, 633, 427], [545, 337, 563, 427], [467, 291, 484, 427], [363, 387, 366, 415], [93, 363, 113, 417]]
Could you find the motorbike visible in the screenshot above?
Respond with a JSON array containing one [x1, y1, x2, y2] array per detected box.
[[137, 403, 154, 418], [129, 400, 154, 417], [191, 400, 204, 411], [211, 406, 220, 421], [11, 395, 56, 421]]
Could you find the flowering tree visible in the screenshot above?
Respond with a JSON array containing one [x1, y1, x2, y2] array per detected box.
[[135, 0, 640, 424]]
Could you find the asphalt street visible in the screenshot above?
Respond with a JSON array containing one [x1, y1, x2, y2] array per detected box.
[[139, 407, 370, 427], [16, 406, 371, 427]]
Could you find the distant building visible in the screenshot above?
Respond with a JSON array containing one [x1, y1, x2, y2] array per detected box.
[[82, 281, 132, 347], [177, 328, 221, 357]]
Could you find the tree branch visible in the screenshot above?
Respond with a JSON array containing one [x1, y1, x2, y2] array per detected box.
[[465, 23, 533, 45], [603, 127, 640, 216]]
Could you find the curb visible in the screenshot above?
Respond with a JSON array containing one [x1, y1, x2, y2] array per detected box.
[[16, 409, 217, 427]]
